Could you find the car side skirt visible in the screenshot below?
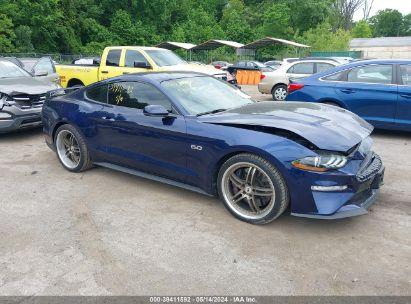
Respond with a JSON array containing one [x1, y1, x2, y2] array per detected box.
[[95, 162, 213, 197]]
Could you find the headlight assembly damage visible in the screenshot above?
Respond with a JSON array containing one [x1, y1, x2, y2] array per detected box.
[[292, 152, 348, 172], [0, 93, 13, 110]]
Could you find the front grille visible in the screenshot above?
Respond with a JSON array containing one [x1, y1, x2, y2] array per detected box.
[[356, 153, 382, 182], [12, 94, 46, 109]]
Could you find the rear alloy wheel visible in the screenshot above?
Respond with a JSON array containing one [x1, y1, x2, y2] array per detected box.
[[55, 124, 92, 172], [218, 154, 289, 224], [272, 84, 288, 101]]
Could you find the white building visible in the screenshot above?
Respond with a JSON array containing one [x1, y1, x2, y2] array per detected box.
[[350, 37, 411, 59]]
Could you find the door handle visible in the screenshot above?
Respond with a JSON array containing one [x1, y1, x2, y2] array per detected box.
[[101, 71, 109, 74], [340, 89, 355, 94], [101, 116, 115, 121], [123, 72, 130, 75], [400, 94, 411, 99]]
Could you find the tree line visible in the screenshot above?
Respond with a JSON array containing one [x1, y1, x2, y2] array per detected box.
[[0, 0, 410, 56]]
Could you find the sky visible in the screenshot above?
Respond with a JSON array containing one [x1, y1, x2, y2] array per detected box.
[[353, 0, 411, 20]]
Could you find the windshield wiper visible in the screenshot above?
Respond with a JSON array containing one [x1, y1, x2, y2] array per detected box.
[[196, 108, 227, 116]]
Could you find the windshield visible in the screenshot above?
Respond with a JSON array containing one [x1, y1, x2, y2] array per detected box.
[[0, 61, 31, 78], [145, 49, 186, 67], [161, 76, 254, 115]]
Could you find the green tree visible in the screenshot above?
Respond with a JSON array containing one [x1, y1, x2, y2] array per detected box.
[[300, 21, 351, 51], [351, 20, 372, 38], [288, 0, 333, 34], [370, 9, 404, 37], [262, 2, 292, 38], [220, 0, 255, 43], [14, 25, 34, 52], [0, 14, 15, 52], [403, 14, 411, 36]]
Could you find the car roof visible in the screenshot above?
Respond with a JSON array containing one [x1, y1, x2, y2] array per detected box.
[[342, 59, 411, 65], [301, 59, 411, 81]]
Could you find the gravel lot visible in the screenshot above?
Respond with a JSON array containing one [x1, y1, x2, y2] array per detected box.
[[0, 86, 410, 295]]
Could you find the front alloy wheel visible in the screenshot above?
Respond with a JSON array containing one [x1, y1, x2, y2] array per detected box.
[[218, 154, 289, 224]]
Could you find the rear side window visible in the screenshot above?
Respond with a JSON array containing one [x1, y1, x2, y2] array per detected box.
[[347, 64, 393, 84], [125, 50, 148, 67], [400, 65, 411, 86], [108, 81, 172, 111], [316, 63, 334, 73], [106, 49, 121, 67], [86, 85, 108, 103], [288, 63, 314, 74]]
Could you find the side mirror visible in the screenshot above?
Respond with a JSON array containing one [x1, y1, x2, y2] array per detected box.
[[134, 61, 151, 69], [143, 105, 170, 117], [35, 70, 48, 77]]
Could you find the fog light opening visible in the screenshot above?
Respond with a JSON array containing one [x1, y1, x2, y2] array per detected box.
[[311, 185, 348, 192]]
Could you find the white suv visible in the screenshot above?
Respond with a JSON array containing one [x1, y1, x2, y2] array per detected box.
[[258, 60, 339, 101]]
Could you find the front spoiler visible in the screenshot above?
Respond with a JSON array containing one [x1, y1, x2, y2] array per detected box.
[[291, 189, 380, 220]]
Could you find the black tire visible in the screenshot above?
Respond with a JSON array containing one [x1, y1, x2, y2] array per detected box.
[[54, 124, 92, 172], [271, 84, 288, 101], [67, 80, 84, 88], [217, 153, 289, 225]]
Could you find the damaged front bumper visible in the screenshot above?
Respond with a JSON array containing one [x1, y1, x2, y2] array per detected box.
[[290, 153, 385, 219], [0, 107, 42, 133]]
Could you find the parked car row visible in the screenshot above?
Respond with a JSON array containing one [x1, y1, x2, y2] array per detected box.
[[2, 50, 403, 225]]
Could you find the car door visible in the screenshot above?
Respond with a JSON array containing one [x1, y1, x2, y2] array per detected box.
[[120, 49, 152, 75], [397, 64, 411, 130], [334, 64, 397, 127], [92, 81, 189, 182], [99, 49, 124, 80], [286, 62, 314, 80]]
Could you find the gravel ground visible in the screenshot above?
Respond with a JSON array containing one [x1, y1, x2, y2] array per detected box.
[[0, 86, 409, 296]]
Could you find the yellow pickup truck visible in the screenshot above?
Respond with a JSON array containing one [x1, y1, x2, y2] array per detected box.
[[57, 46, 227, 87]]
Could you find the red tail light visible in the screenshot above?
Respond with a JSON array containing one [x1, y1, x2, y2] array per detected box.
[[260, 74, 266, 80], [288, 83, 304, 93]]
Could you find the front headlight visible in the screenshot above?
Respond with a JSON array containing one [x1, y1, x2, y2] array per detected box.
[[292, 152, 348, 172]]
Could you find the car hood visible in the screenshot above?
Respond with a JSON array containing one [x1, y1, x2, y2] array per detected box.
[[198, 101, 373, 152], [0, 76, 59, 96], [159, 64, 225, 76]]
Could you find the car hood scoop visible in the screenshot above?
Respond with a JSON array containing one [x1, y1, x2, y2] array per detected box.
[[198, 101, 373, 152]]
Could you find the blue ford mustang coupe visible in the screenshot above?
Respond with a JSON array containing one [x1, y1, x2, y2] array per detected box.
[[42, 72, 384, 224], [286, 59, 411, 131]]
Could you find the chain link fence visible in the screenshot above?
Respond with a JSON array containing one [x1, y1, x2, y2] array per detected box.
[[0, 52, 98, 64]]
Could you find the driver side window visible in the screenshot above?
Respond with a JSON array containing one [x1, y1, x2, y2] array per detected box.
[[108, 81, 172, 111], [124, 50, 149, 68]]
